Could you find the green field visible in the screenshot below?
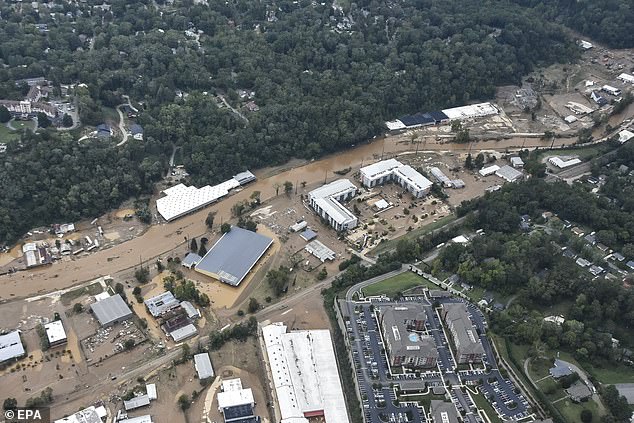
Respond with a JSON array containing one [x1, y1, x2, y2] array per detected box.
[[11, 120, 36, 131], [535, 143, 614, 163], [60, 282, 104, 305], [372, 215, 457, 255], [555, 396, 602, 423], [0, 124, 19, 142], [362, 272, 438, 297]]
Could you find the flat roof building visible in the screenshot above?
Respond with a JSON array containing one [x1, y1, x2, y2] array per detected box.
[[379, 305, 438, 369], [510, 157, 524, 168], [117, 417, 153, 423], [170, 323, 197, 342], [90, 294, 133, 327], [157, 180, 241, 221], [308, 179, 358, 231], [619, 130, 634, 144], [53, 406, 104, 423], [430, 400, 459, 423], [261, 323, 349, 423], [124, 394, 150, 411], [360, 159, 432, 198], [44, 320, 67, 347], [218, 378, 256, 423], [441, 303, 484, 364], [182, 252, 202, 269], [305, 240, 336, 262], [144, 291, 180, 317], [441, 102, 498, 120], [617, 73, 634, 84], [195, 226, 273, 286], [548, 156, 582, 169], [495, 165, 523, 182], [479, 165, 500, 176], [430, 167, 452, 187], [194, 352, 214, 380], [0, 331, 25, 363]]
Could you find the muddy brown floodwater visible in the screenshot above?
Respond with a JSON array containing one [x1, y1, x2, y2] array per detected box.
[[0, 133, 608, 300]]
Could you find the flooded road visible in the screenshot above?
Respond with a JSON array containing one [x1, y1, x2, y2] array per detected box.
[[0, 131, 610, 300]]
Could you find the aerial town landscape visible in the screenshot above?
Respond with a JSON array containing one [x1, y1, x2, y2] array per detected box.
[[1, 1, 634, 423]]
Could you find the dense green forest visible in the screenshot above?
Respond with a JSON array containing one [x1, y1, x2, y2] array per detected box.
[[512, 0, 634, 48], [0, 0, 628, 242], [0, 131, 161, 242]]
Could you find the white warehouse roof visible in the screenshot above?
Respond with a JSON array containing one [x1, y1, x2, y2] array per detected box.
[[262, 323, 350, 423], [217, 387, 254, 409], [0, 331, 25, 363], [44, 320, 67, 344], [618, 73, 634, 84], [495, 165, 523, 182], [619, 130, 634, 144], [394, 164, 433, 192], [548, 157, 582, 169], [359, 158, 402, 181], [479, 165, 500, 176], [442, 102, 498, 120], [194, 352, 214, 379], [157, 179, 240, 221], [308, 179, 357, 200]]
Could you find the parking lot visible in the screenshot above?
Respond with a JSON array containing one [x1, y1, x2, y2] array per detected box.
[[344, 278, 534, 422]]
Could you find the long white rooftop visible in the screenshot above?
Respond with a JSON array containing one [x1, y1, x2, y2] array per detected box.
[[308, 179, 356, 200], [157, 180, 240, 221], [359, 158, 402, 181], [262, 323, 349, 423], [441, 102, 498, 120], [394, 164, 433, 191]]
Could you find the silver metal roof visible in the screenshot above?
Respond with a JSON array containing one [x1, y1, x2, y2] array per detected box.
[[195, 226, 273, 286], [123, 394, 150, 411], [0, 331, 25, 362], [194, 353, 214, 379], [90, 294, 133, 326], [144, 291, 180, 317]]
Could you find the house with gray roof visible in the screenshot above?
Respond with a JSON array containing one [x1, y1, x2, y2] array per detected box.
[[379, 304, 437, 369], [441, 303, 484, 364], [0, 331, 25, 363]]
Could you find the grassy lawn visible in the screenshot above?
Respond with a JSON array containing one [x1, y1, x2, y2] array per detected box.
[[582, 361, 634, 384], [362, 272, 438, 297], [555, 397, 602, 423], [0, 124, 19, 142], [471, 392, 503, 423], [11, 120, 35, 131], [535, 143, 614, 163], [372, 214, 457, 255]]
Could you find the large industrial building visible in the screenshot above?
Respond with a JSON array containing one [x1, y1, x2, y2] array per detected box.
[[385, 102, 498, 130], [360, 159, 433, 198], [307, 179, 358, 231], [261, 323, 350, 423], [90, 294, 133, 327], [156, 171, 256, 221], [379, 305, 438, 368], [195, 226, 273, 286], [441, 303, 485, 364]]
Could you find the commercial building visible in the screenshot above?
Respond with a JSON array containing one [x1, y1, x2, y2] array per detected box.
[[379, 305, 438, 369], [182, 252, 202, 269], [261, 323, 349, 423], [44, 320, 67, 347], [218, 378, 257, 423], [0, 331, 25, 363], [442, 102, 498, 120], [118, 417, 153, 423], [430, 167, 452, 187], [90, 294, 133, 327], [195, 226, 273, 286], [22, 242, 52, 268], [156, 170, 255, 221], [305, 240, 336, 262], [602, 85, 622, 97], [307, 179, 358, 231], [495, 165, 523, 182], [360, 159, 432, 198], [548, 156, 582, 169], [479, 165, 500, 176], [385, 103, 497, 130], [510, 157, 524, 168], [619, 130, 634, 144], [430, 400, 459, 423], [144, 291, 180, 317], [169, 323, 197, 342], [618, 73, 634, 84], [124, 394, 150, 411], [441, 303, 484, 364], [194, 352, 214, 380]]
